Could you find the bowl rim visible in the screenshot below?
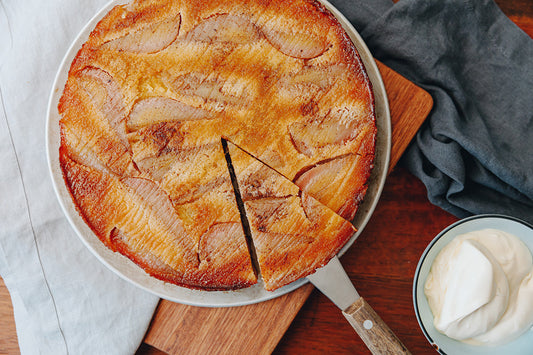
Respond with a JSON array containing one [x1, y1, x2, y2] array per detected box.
[[413, 213, 533, 354]]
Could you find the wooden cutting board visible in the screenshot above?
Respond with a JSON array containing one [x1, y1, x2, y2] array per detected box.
[[142, 60, 433, 355]]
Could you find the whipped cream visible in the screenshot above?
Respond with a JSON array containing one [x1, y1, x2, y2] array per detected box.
[[425, 228, 533, 346]]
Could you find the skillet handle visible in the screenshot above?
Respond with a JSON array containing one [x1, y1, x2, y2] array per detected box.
[[342, 297, 411, 355]]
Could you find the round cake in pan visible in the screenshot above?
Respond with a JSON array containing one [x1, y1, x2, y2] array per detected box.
[[58, 0, 376, 291]]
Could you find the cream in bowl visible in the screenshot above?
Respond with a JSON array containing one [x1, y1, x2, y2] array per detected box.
[[425, 228, 533, 346], [413, 215, 533, 354]]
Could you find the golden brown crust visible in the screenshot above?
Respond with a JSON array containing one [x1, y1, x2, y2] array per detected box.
[[58, 0, 375, 291]]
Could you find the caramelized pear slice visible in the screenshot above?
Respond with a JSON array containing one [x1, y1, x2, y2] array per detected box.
[[185, 14, 261, 45], [127, 97, 213, 131], [197, 222, 257, 288], [59, 68, 136, 176], [103, 13, 181, 53], [295, 153, 373, 221]]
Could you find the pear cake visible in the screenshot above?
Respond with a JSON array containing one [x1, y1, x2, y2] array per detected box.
[[58, 0, 376, 291]]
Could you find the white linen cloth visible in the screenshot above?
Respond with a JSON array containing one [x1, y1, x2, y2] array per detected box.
[[0, 1, 160, 354]]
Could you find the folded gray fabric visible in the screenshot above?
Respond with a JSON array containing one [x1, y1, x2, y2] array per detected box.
[[332, 0, 533, 224]]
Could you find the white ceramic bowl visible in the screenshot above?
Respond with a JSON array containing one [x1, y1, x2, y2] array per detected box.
[[413, 214, 533, 354]]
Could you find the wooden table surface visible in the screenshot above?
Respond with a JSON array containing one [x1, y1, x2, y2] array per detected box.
[[1, 1, 531, 354]]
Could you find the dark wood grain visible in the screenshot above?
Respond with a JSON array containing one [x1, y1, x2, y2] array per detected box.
[[495, 0, 533, 37], [0, 278, 18, 354], [144, 283, 314, 354], [343, 297, 411, 354], [376, 61, 433, 172]]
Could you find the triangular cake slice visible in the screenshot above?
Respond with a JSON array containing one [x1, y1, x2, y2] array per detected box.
[[226, 141, 356, 291]]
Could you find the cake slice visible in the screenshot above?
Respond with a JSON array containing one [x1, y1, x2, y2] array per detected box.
[[226, 141, 356, 291]]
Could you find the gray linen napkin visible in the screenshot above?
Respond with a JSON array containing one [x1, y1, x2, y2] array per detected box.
[[332, 0, 533, 224]]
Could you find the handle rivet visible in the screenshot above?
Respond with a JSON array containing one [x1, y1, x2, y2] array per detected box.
[[363, 319, 373, 330]]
